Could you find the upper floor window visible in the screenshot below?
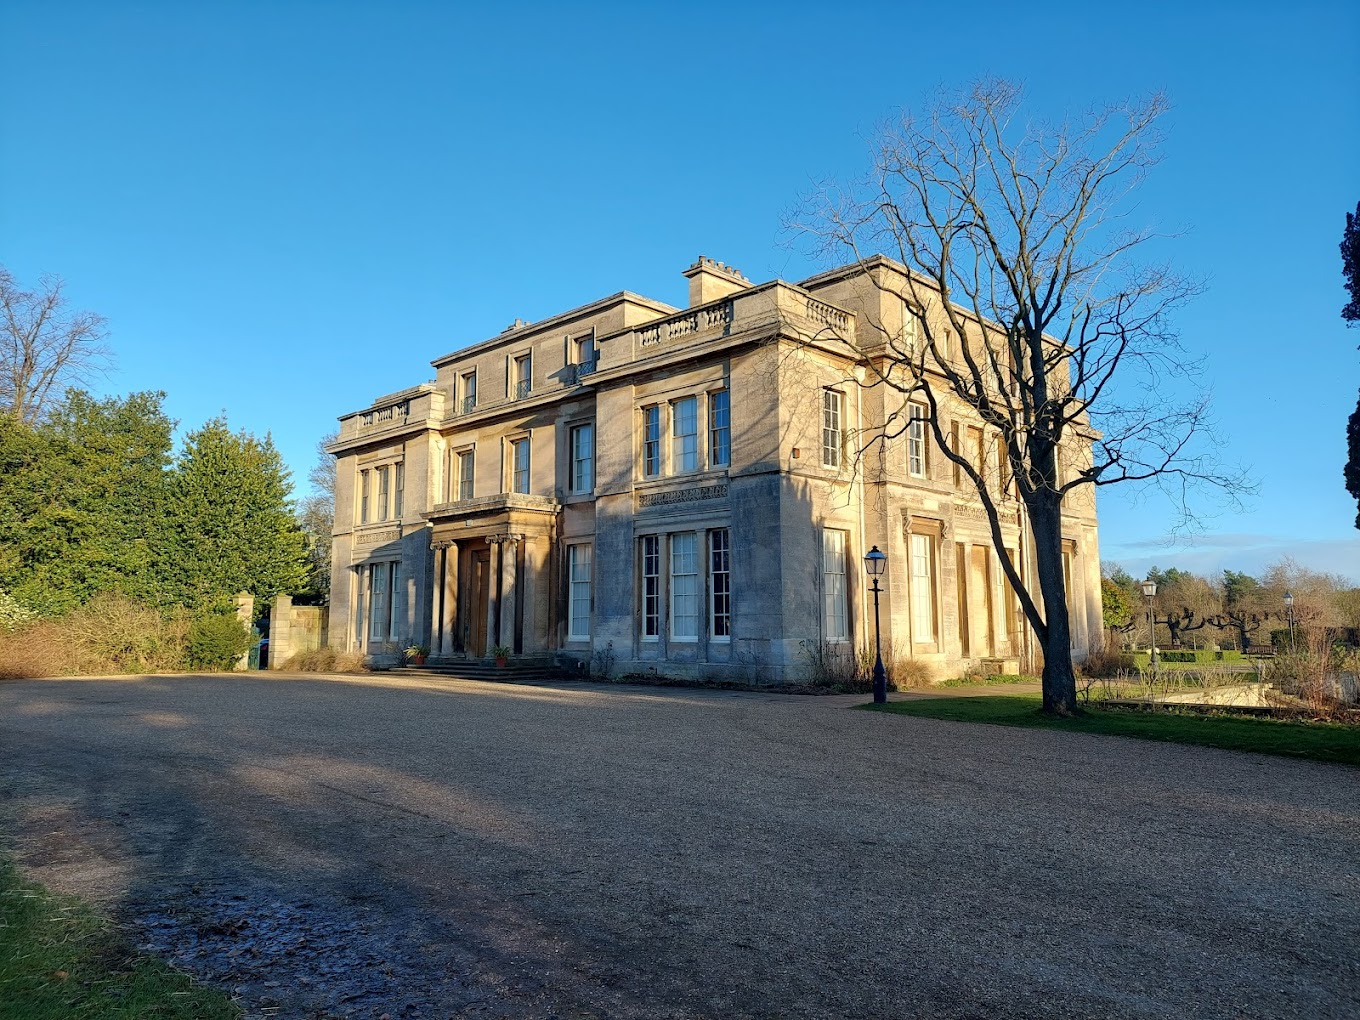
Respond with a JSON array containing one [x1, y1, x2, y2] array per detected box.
[[672, 396, 698, 473], [642, 406, 662, 477], [457, 449, 475, 500], [569, 422, 594, 493], [572, 331, 595, 366], [510, 438, 530, 495], [359, 469, 371, 524], [460, 370, 477, 415], [822, 389, 843, 469], [513, 354, 532, 399], [709, 389, 730, 468], [393, 461, 404, 519], [907, 403, 928, 478], [376, 465, 391, 521]]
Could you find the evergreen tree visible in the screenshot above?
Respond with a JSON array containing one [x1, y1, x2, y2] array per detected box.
[[163, 418, 308, 611], [0, 390, 173, 612]]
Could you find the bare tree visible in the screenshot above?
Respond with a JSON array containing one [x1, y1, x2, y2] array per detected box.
[[794, 80, 1247, 715], [297, 431, 338, 605], [0, 266, 111, 423]]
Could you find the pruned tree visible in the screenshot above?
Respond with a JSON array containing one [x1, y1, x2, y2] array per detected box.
[[0, 266, 111, 424], [1209, 569, 1271, 651], [794, 80, 1246, 715]]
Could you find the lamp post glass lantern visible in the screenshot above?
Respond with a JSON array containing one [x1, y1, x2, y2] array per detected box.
[[864, 546, 887, 704], [1284, 591, 1295, 647], [1140, 579, 1158, 670]]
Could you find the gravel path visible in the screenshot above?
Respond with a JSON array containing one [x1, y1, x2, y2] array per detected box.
[[1, 673, 1356, 1019]]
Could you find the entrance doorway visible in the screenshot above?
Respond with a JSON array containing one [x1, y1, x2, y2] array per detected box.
[[469, 549, 490, 656]]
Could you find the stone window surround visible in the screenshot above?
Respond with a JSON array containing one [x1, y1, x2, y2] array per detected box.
[[566, 418, 594, 496], [634, 519, 731, 648], [355, 451, 406, 525], [637, 388, 729, 481], [502, 430, 532, 496], [448, 443, 476, 502]]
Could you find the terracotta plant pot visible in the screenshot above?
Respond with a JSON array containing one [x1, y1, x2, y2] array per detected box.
[[411, 654, 426, 666], [495, 656, 508, 668]]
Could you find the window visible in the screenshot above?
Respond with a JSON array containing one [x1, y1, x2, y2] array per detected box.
[[672, 397, 698, 472], [709, 390, 731, 468], [900, 297, 919, 355], [461, 371, 477, 415], [907, 403, 928, 478], [457, 450, 474, 500], [568, 544, 592, 640], [376, 465, 390, 521], [359, 469, 370, 523], [670, 532, 699, 640], [968, 426, 985, 478], [510, 438, 530, 494], [710, 529, 731, 639], [393, 461, 404, 518], [573, 331, 595, 365], [514, 354, 532, 399], [641, 535, 661, 639], [642, 406, 662, 477], [822, 389, 842, 468], [369, 561, 394, 642], [822, 529, 848, 640], [994, 434, 1009, 496], [569, 422, 594, 493], [910, 533, 937, 642]]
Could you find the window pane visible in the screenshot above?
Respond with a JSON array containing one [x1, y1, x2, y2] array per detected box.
[[908, 404, 927, 477], [822, 390, 841, 468], [377, 466, 390, 521], [512, 439, 530, 494], [672, 397, 697, 472], [458, 451, 474, 500], [822, 530, 847, 640], [359, 470, 370, 523], [569, 545, 592, 639], [709, 390, 731, 468], [394, 461, 404, 518], [670, 532, 699, 639], [571, 423, 594, 492], [643, 407, 661, 477], [710, 528, 731, 638], [642, 535, 660, 638], [911, 533, 936, 641]]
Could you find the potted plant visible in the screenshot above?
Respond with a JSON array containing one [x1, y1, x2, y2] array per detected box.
[[404, 644, 429, 666], [490, 644, 511, 668]]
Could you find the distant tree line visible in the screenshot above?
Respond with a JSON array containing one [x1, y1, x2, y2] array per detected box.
[[1102, 559, 1360, 651]]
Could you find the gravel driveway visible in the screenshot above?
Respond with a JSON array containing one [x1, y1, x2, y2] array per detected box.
[[1, 673, 1356, 1019]]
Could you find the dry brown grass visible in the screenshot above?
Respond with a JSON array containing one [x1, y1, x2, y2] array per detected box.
[[0, 595, 195, 679], [0, 619, 72, 679], [280, 647, 369, 673]]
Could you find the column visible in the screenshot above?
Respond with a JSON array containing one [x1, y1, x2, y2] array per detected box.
[[442, 542, 459, 655]]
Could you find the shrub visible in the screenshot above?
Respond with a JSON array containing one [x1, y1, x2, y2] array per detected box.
[[63, 594, 190, 674], [185, 613, 252, 671], [890, 656, 936, 688], [0, 591, 37, 632], [281, 647, 369, 673], [1080, 646, 1137, 677], [0, 619, 71, 679]]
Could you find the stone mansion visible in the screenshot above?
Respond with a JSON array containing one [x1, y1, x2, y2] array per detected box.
[[326, 255, 1101, 682]]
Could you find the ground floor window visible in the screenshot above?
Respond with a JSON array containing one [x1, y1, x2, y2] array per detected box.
[[710, 528, 731, 639], [670, 532, 699, 640], [910, 534, 937, 643], [822, 529, 848, 640], [358, 561, 401, 646], [568, 544, 592, 640], [641, 535, 661, 639]]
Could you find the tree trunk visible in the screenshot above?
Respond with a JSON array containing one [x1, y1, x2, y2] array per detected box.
[[1027, 495, 1079, 716]]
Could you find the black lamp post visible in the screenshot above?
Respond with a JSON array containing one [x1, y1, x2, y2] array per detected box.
[[1284, 591, 1295, 647], [865, 545, 888, 704], [1140, 578, 1158, 675]]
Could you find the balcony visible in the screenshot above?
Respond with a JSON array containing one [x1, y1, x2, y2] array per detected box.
[[570, 359, 598, 384], [515, 379, 532, 400], [459, 395, 477, 416]]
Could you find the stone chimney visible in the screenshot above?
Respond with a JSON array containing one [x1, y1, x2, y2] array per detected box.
[[682, 256, 751, 307]]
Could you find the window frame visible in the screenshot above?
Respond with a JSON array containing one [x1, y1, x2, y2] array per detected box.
[[393, 461, 404, 519], [456, 448, 475, 501], [669, 532, 700, 641], [569, 421, 594, 494], [709, 528, 731, 640], [359, 468, 371, 524], [510, 436, 530, 495], [671, 396, 698, 473], [642, 405, 662, 478], [709, 389, 731, 468], [907, 402, 928, 479], [910, 532, 938, 644], [513, 353, 532, 399], [821, 528, 849, 641], [822, 389, 843, 469], [461, 370, 477, 415], [567, 543, 592, 641], [641, 534, 661, 640]]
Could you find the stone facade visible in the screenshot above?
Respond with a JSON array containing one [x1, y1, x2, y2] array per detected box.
[[326, 255, 1102, 682]]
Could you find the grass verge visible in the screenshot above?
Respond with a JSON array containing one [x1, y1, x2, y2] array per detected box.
[[0, 857, 239, 1020], [866, 694, 1360, 768]]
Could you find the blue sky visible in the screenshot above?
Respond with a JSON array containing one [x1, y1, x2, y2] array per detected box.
[[2, 0, 1357, 582]]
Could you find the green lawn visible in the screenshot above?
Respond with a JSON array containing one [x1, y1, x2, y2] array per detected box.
[[866, 694, 1360, 767], [0, 858, 239, 1020]]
